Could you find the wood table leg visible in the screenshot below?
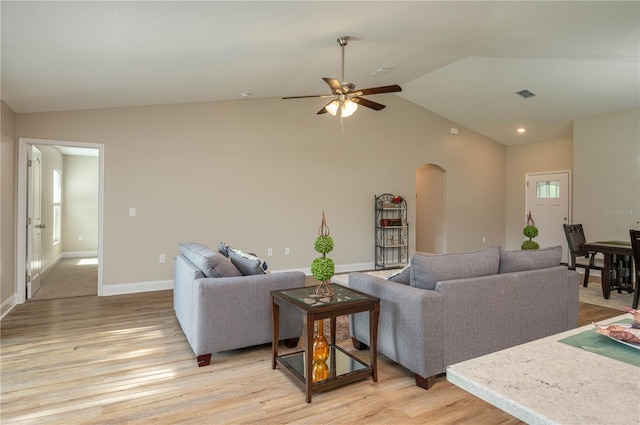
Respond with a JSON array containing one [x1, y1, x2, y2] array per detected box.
[[370, 302, 380, 382], [602, 253, 613, 299], [634, 272, 640, 309], [304, 314, 314, 403], [330, 316, 337, 345], [271, 295, 279, 369]]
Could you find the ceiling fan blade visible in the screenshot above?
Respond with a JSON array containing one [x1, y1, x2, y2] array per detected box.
[[353, 97, 386, 111], [322, 78, 344, 94], [317, 100, 334, 114], [282, 94, 333, 99], [355, 84, 402, 96]]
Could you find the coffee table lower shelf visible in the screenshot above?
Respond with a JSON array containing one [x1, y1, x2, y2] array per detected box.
[[276, 344, 373, 397]]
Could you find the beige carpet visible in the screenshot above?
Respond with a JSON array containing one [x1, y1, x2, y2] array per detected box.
[[31, 257, 98, 301], [578, 276, 635, 311]]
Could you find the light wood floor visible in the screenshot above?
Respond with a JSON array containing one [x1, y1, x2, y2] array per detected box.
[[1, 290, 622, 424]]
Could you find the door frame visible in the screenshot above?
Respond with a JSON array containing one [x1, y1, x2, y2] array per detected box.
[[16, 137, 105, 304]]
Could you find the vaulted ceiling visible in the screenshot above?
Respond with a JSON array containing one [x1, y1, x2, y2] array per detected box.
[[2, 1, 638, 145]]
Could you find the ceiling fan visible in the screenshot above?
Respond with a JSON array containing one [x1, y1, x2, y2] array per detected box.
[[282, 36, 402, 117]]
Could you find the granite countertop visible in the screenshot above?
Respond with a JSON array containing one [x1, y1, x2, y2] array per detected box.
[[447, 314, 640, 425]]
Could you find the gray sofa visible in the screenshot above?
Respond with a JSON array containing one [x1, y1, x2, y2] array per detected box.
[[348, 245, 579, 389], [174, 242, 305, 366]]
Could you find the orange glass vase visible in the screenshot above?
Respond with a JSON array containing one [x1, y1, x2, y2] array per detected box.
[[312, 360, 329, 382], [312, 320, 329, 362]]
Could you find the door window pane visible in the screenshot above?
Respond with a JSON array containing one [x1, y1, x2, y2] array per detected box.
[[536, 180, 560, 198]]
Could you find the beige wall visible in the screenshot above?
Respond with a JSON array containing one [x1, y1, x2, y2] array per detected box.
[[15, 95, 506, 289], [505, 138, 573, 250], [416, 164, 445, 254], [1, 102, 17, 306], [574, 108, 640, 240], [62, 155, 99, 253]]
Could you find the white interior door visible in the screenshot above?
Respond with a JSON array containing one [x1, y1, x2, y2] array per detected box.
[[525, 171, 570, 264], [27, 146, 43, 298]]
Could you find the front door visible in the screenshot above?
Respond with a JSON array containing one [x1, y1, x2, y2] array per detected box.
[[27, 146, 43, 298], [525, 171, 570, 264]]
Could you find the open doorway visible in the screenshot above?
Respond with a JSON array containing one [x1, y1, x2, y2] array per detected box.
[[16, 138, 104, 304], [416, 164, 446, 254]]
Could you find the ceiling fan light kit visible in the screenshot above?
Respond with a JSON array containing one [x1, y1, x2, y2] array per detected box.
[[283, 35, 401, 118], [326, 97, 358, 117]]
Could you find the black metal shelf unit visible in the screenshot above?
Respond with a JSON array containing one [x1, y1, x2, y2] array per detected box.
[[375, 193, 409, 270]]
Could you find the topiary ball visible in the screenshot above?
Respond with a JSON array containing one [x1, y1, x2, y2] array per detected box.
[[523, 225, 539, 238], [311, 257, 335, 282], [314, 235, 334, 254], [521, 240, 540, 250]]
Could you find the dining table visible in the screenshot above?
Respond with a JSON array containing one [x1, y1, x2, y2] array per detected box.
[[581, 240, 636, 308]]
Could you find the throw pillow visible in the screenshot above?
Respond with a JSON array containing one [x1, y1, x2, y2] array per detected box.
[[387, 265, 410, 285], [180, 242, 242, 278], [218, 241, 229, 257], [409, 246, 500, 290], [498, 245, 562, 273], [228, 248, 269, 275]]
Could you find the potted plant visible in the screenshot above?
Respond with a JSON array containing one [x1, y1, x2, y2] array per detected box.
[[521, 211, 540, 250], [311, 212, 335, 296]]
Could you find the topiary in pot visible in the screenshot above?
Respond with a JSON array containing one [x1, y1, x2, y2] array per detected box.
[[521, 240, 540, 250], [312, 212, 335, 296], [521, 211, 540, 250]]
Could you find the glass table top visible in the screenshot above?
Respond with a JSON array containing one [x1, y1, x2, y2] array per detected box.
[[279, 284, 371, 308]]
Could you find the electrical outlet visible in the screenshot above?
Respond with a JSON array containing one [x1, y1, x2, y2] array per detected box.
[[129, 207, 136, 217], [267, 248, 273, 257], [159, 254, 166, 264], [285, 247, 290, 255], [78, 235, 83, 241], [482, 237, 486, 243]]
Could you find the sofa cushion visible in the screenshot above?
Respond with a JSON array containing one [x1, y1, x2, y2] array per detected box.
[[387, 265, 410, 285], [179, 242, 242, 278], [410, 246, 500, 290], [498, 245, 562, 273], [228, 248, 269, 275]]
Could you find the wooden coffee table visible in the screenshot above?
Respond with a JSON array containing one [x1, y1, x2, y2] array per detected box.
[[271, 283, 380, 403]]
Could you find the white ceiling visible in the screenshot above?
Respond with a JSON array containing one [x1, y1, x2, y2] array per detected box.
[[2, 1, 638, 145]]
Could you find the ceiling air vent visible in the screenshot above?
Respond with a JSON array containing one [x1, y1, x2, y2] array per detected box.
[[515, 89, 536, 99]]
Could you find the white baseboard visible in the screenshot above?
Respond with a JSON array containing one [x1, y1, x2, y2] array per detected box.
[[63, 251, 98, 258], [100, 279, 173, 296], [1, 295, 16, 320], [100, 262, 375, 297]]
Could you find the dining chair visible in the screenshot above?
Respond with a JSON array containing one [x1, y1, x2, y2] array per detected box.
[[629, 229, 640, 309], [563, 224, 604, 287]]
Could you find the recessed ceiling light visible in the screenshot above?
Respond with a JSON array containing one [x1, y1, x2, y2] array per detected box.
[[239, 92, 251, 98], [517, 128, 526, 133]]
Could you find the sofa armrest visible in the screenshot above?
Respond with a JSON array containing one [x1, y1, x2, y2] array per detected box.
[[348, 272, 444, 379], [188, 271, 305, 356]]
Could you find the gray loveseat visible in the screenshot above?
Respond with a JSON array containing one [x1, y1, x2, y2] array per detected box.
[[348, 245, 579, 389], [174, 242, 305, 366]]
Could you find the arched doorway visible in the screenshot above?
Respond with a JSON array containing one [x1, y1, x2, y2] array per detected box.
[[416, 164, 446, 254]]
